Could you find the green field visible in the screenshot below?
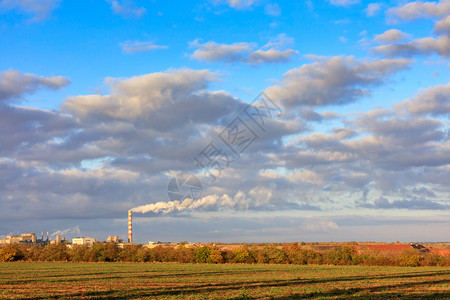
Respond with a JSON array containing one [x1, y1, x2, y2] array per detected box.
[[0, 263, 449, 299]]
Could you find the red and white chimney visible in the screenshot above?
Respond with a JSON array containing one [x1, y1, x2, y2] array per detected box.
[[128, 210, 132, 243]]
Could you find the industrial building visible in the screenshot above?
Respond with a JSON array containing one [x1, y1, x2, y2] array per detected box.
[[106, 236, 119, 243], [0, 232, 68, 245], [1, 218, 129, 246], [72, 237, 96, 246], [0, 233, 124, 247], [0, 233, 37, 244], [50, 235, 65, 244]]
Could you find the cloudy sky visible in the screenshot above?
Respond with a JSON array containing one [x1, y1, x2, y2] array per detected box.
[[0, 0, 449, 243]]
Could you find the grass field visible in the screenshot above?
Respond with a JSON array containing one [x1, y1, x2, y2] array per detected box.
[[0, 263, 449, 299]]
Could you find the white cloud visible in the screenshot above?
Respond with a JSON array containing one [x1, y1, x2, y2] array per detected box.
[[211, 0, 257, 9], [0, 0, 60, 21], [1, 0, 450, 243], [287, 170, 325, 185], [62, 69, 244, 131], [189, 35, 298, 65], [190, 40, 253, 63], [329, 0, 360, 6], [224, 0, 256, 9], [434, 15, 450, 35], [396, 83, 450, 116], [264, 3, 281, 16], [365, 2, 381, 17], [304, 220, 339, 231], [265, 56, 411, 107], [366, 197, 448, 210], [0, 70, 70, 102], [374, 29, 409, 43], [119, 41, 168, 53], [248, 49, 298, 64], [0, 105, 75, 156], [387, 0, 450, 21], [373, 35, 450, 58], [262, 33, 294, 49], [0, 67, 448, 232], [109, 0, 145, 17]]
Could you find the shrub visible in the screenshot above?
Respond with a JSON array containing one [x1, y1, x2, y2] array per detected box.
[[209, 249, 224, 264], [175, 246, 195, 263], [359, 251, 395, 266], [42, 244, 69, 262], [0, 244, 24, 262], [325, 246, 358, 265], [69, 245, 91, 262], [398, 249, 422, 267], [231, 248, 255, 264], [257, 246, 288, 264], [120, 244, 142, 262], [194, 246, 212, 263], [25, 245, 44, 261]]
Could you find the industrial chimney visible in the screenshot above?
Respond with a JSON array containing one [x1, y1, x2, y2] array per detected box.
[[128, 210, 132, 243]]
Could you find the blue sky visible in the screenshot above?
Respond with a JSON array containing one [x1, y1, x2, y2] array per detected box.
[[0, 0, 449, 243]]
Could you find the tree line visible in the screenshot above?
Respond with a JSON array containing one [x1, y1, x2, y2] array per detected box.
[[0, 243, 449, 267]]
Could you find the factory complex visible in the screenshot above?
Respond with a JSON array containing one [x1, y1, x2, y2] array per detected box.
[[0, 232, 65, 246], [1, 210, 154, 248], [0, 233, 130, 247]]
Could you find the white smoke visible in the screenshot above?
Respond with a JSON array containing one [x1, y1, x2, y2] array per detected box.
[[51, 225, 81, 237], [131, 190, 259, 214]]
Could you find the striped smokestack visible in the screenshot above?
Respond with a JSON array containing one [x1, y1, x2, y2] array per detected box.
[[128, 210, 132, 243]]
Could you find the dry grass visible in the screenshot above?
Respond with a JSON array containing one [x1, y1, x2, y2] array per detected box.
[[0, 262, 449, 299]]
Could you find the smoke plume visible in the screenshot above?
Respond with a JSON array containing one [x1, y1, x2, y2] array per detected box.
[[51, 225, 81, 236], [131, 191, 252, 214]]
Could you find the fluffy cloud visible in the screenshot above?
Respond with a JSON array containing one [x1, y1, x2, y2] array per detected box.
[[0, 67, 448, 231], [265, 56, 410, 107], [0, 0, 60, 21], [119, 41, 168, 53], [0, 70, 70, 102], [329, 0, 360, 6], [109, 0, 145, 17], [304, 220, 339, 231], [387, 0, 450, 21], [374, 29, 409, 43], [62, 69, 243, 131], [189, 35, 298, 65], [1, 1, 449, 243], [372, 35, 450, 58], [366, 196, 449, 210], [376, 2, 450, 59], [434, 15, 450, 35], [0, 105, 75, 156], [248, 49, 298, 64], [0, 69, 247, 173], [276, 88, 449, 206], [0, 158, 148, 220], [190, 41, 253, 63], [222, 0, 256, 9], [264, 3, 281, 16], [396, 83, 450, 116], [353, 113, 446, 149], [365, 3, 381, 17]]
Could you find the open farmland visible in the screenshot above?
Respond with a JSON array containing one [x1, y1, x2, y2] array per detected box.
[[0, 263, 449, 299]]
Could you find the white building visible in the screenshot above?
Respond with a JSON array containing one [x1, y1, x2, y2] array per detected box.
[[72, 237, 96, 246], [0, 233, 37, 244]]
